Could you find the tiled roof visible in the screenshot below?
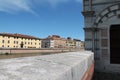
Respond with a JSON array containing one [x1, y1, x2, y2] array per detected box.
[[43, 35, 66, 40], [73, 39, 81, 41], [0, 33, 41, 40]]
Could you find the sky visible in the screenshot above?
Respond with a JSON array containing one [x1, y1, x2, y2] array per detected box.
[[0, 0, 84, 41]]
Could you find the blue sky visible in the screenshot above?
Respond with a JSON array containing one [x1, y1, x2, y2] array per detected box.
[[0, 0, 84, 40]]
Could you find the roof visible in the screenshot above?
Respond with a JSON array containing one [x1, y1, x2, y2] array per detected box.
[[0, 33, 41, 40], [42, 35, 66, 40], [43, 37, 66, 40], [73, 39, 81, 41]]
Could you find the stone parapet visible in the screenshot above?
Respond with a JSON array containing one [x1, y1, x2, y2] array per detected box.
[[0, 51, 94, 80]]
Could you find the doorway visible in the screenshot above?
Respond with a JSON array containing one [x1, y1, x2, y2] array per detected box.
[[110, 25, 120, 64], [20, 42, 24, 48]]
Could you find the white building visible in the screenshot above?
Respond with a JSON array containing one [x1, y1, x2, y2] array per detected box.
[[73, 39, 81, 49], [42, 39, 54, 48]]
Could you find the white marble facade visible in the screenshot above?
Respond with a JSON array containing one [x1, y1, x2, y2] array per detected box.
[[82, 0, 120, 72]]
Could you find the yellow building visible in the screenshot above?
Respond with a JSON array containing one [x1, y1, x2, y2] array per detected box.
[[66, 37, 76, 48], [80, 41, 84, 49], [0, 33, 41, 48]]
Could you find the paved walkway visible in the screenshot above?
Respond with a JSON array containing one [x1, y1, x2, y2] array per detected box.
[[93, 72, 120, 80]]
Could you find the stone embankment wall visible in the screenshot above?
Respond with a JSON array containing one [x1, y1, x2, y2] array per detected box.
[[0, 48, 82, 54]]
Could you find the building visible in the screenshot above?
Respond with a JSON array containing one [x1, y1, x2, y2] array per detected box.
[[42, 35, 66, 48], [82, 0, 120, 72], [80, 41, 84, 49], [0, 33, 41, 48], [73, 39, 81, 49], [41, 39, 54, 48], [66, 37, 76, 48]]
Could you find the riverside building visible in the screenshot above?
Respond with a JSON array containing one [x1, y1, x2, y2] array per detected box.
[[0, 33, 41, 48], [66, 37, 76, 48], [73, 39, 82, 49], [42, 35, 66, 48]]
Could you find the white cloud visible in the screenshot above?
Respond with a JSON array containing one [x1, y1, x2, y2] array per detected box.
[[0, 0, 82, 14], [0, 0, 33, 14], [33, 0, 70, 7]]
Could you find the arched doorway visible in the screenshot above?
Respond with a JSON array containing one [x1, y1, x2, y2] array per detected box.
[[110, 25, 120, 64]]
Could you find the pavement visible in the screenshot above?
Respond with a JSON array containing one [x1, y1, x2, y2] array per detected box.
[[93, 71, 120, 80]]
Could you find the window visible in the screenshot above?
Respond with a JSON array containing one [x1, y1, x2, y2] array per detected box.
[[25, 42, 26, 44], [31, 42, 32, 45], [8, 40, 10, 44], [35, 43, 36, 45], [2, 40, 4, 43], [16, 41, 18, 44], [8, 46, 9, 48], [14, 41, 15, 44], [8, 36, 10, 38], [28, 42, 30, 44], [2, 45, 4, 47]]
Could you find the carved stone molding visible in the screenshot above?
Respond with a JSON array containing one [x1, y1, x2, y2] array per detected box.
[[84, 27, 101, 31], [82, 11, 95, 17], [95, 3, 120, 26]]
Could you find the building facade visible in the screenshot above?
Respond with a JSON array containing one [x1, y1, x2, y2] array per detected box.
[[80, 41, 84, 49], [66, 37, 76, 48], [42, 35, 66, 48], [42, 36, 83, 49], [0, 33, 41, 48], [41, 39, 54, 48], [73, 39, 82, 49], [82, 0, 120, 72]]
